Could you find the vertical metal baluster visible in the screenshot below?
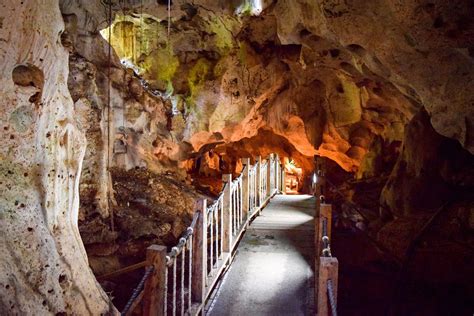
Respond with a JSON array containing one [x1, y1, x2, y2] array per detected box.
[[232, 186, 236, 234], [181, 242, 185, 316], [210, 210, 213, 272], [173, 256, 177, 316], [164, 264, 168, 316], [249, 171, 252, 211], [231, 188, 234, 235], [215, 206, 218, 258], [188, 236, 192, 310], [237, 181, 240, 226], [254, 170, 256, 209], [239, 179, 243, 225], [250, 171, 253, 211], [220, 197, 223, 255], [259, 169, 261, 206]]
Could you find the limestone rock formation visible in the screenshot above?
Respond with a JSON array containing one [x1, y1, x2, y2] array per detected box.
[[1, 0, 473, 314], [0, 0, 111, 314]]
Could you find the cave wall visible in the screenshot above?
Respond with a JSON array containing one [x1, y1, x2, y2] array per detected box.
[[0, 0, 473, 313], [0, 0, 111, 314], [378, 109, 474, 257], [58, 0, 473, 183], [63, 0, 419, 176]]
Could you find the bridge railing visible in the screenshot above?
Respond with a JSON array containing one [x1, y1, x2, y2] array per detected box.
[[314, 157, 339, 316], [115, 153, 284, 315]]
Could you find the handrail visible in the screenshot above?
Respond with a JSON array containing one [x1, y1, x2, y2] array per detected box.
[[96, 261, 147, 281], [121, 267, 154, 316], [118, 211, 200, 316], [117, 153, 285, 316]]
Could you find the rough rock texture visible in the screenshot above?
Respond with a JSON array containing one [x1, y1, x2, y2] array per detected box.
[[382, 109, 474, 219], [379, 109, 474, 252], [0, 0, 111, 314], [1, 0, 473, 314], [64, 0, 420, 177], [60, 3, 201, 306], [58, 0, 473, 184], [375, 110, 474, 314]]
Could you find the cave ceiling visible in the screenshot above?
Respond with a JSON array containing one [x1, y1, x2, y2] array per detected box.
[[60, 0, 474, 173]]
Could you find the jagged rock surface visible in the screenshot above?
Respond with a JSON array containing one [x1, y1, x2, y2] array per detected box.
[[0, 0, 111, 314]]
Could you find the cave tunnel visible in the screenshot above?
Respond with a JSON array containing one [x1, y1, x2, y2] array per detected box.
[[1, 0, 474, 315]]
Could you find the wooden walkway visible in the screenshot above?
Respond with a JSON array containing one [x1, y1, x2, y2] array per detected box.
[[206, 195, 315, 316]]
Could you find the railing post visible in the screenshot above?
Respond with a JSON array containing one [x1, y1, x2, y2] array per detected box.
[[143, 245, 167, 316], [241, 158, 250, 223], [266, 154, 272, 198], [256, 156, 262, 207], [275, 154, 281, 194], [191, 200, 207, 307], [281, 164, 286, 194], [317, 257, 339, 316], [222, 174, 233, 252]]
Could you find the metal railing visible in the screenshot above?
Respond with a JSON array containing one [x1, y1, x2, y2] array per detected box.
[[163, 213, 197, 316], [206, 192, 224, 279], [230, 174, 244, 237], [248, 163, 258, 212], [115, 154, 285, 316]]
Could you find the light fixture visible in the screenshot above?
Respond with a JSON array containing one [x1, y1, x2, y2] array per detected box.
[[313, 173, 318, 184]]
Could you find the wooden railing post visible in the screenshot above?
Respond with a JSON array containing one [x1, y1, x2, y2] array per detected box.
[[317, 257, 339, 316], [241, 158, 250, 222], [222, 174, 233, 252], [256, 156, 262, 207], [281, 165, 286, 194], [191, 200, 207, 307], [276, 154, 281, 194], [143, 245, 167, 316], [266, 154, 272, 197]]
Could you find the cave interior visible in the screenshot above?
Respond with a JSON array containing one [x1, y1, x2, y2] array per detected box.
[[1, 0, 473, 315]]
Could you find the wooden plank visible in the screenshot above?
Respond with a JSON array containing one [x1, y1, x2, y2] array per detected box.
[[222, 174, 233, 252], [317, 257, 338, 316], [142, 245, 167, 316], [192, 200, 207, 305]]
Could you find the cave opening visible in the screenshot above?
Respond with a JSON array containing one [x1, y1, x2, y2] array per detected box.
[[1, 1, 474, 315]]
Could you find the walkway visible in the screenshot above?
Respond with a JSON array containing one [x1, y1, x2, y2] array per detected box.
[[206, 195, 315, 316]]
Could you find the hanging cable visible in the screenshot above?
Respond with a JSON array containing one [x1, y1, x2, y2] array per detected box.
[[167, 0, 171, 41], [106, 0, 115, 232]]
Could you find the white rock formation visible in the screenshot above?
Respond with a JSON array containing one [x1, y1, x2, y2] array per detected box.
[[0, 1, 112, 314]]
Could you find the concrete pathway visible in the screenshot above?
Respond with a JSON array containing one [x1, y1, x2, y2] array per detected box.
[[207, 195, 315, 316]]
